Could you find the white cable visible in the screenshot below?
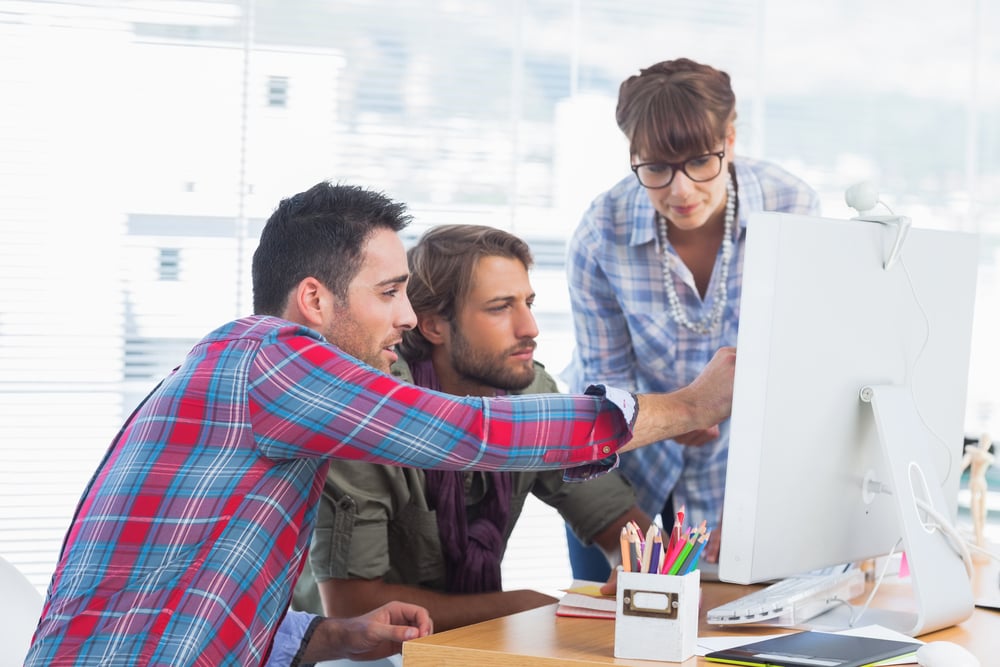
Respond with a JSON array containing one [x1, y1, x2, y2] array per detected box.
[[898, 258, 956, 485], [868, 480, 972, 575], [913, 497, 974, 577], [849, 538, 902, 627], [848, 481, 996, 629]]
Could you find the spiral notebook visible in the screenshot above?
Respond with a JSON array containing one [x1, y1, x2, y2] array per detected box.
[[704, 630, 920, 667]]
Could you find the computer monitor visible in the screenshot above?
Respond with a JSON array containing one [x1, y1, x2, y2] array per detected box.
[[718, 211, 979, 635]]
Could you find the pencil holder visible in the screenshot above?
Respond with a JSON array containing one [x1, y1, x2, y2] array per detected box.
[[613, 569, 700, 662]]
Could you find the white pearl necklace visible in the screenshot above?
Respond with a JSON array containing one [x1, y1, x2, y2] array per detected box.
[[656, 174, 736, 335]]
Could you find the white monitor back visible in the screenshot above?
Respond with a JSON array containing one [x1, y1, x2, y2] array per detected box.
[[719, 212, 978, 586]]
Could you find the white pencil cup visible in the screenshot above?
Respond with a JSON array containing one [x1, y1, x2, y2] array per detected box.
[[613, 569, 700, 662]]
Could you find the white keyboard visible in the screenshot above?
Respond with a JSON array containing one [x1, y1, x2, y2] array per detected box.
[[707, 568, 866, 626]]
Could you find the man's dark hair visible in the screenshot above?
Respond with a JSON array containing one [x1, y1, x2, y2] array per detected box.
[[399, 224, 534, 362], [252, 182, 411, 315]]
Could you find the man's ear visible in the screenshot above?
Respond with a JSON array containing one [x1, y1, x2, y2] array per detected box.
[[286, 276, 329, 327], [417, 312, 450, 346]]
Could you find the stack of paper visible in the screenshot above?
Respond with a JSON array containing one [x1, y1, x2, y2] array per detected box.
[[556, 581, 616, 620]]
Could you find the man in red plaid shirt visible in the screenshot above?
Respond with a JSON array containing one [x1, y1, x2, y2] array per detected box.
[[26, 182, 734, 666]]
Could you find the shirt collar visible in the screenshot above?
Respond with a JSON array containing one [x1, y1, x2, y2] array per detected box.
[[628, 183, 659, 247]]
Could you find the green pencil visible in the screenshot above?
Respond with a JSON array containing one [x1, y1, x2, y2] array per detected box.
[[667, 531, 697, 575]]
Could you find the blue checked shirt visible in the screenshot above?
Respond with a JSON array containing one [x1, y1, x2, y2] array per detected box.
[[565, 158, 820, 528]]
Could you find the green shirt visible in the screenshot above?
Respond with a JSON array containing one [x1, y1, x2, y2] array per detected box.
[[294, 358, 636, 613]]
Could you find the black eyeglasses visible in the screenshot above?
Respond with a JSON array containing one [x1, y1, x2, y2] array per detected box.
[[630, 150, 726, 189]]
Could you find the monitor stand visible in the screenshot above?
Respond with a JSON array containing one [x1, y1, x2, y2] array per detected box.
[[851, 384, 975, 636]]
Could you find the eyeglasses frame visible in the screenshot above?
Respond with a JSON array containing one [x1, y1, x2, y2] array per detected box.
[[630, 150, 727, 189]]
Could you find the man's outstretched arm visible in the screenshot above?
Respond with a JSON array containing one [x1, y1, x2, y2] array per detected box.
[[621, 346, 736, 453]]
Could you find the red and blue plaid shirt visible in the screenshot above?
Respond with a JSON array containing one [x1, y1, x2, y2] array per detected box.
[[27, 316, 632, 666]]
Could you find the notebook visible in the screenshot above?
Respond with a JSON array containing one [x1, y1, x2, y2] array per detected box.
[[704, 630, 920, 667], [555, 581, 616, 620]]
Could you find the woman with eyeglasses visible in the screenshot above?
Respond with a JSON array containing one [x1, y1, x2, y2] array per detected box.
[[563, 58, 820, 581]]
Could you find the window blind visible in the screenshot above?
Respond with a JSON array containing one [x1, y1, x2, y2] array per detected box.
[[1, 0, 997, 597]]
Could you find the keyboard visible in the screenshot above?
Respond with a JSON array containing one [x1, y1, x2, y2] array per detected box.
[[706, 568, 866, 626]]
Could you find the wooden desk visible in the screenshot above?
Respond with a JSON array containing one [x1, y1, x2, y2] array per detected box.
[[403, 569, 999, 666]]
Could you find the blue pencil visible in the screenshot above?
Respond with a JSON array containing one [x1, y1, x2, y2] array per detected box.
[[680, 530, 710, 574]]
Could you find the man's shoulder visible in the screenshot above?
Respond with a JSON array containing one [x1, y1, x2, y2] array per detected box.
[[197, 315, 319, 347], [321, 457, 422, 529], [515, 362, 560, 395], [389, 356, 416, 383], [324, 452, 415, 490], [186, 316, 331, 380]]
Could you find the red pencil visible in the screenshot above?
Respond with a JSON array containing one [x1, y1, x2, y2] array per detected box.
[[666, 504, 685, 556]]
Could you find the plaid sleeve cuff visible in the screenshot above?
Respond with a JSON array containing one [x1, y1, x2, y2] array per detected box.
[[561, 384, 639, 482], [588, 384, 638, 430], [265, 610, 322, 667]]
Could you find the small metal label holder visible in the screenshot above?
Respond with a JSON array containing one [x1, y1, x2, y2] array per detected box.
[[622, 588, 680, 619]]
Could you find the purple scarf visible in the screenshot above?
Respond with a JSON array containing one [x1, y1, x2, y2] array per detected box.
[[412, 359, 513, 594]]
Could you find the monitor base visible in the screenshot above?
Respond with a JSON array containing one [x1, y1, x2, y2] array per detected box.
[[862, 384, 975, 635]]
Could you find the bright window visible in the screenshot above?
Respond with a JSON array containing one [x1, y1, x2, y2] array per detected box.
[[1, 0, 997, 594]]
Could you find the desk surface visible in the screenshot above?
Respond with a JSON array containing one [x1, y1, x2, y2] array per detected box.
[[403, 565, 999, 666]]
